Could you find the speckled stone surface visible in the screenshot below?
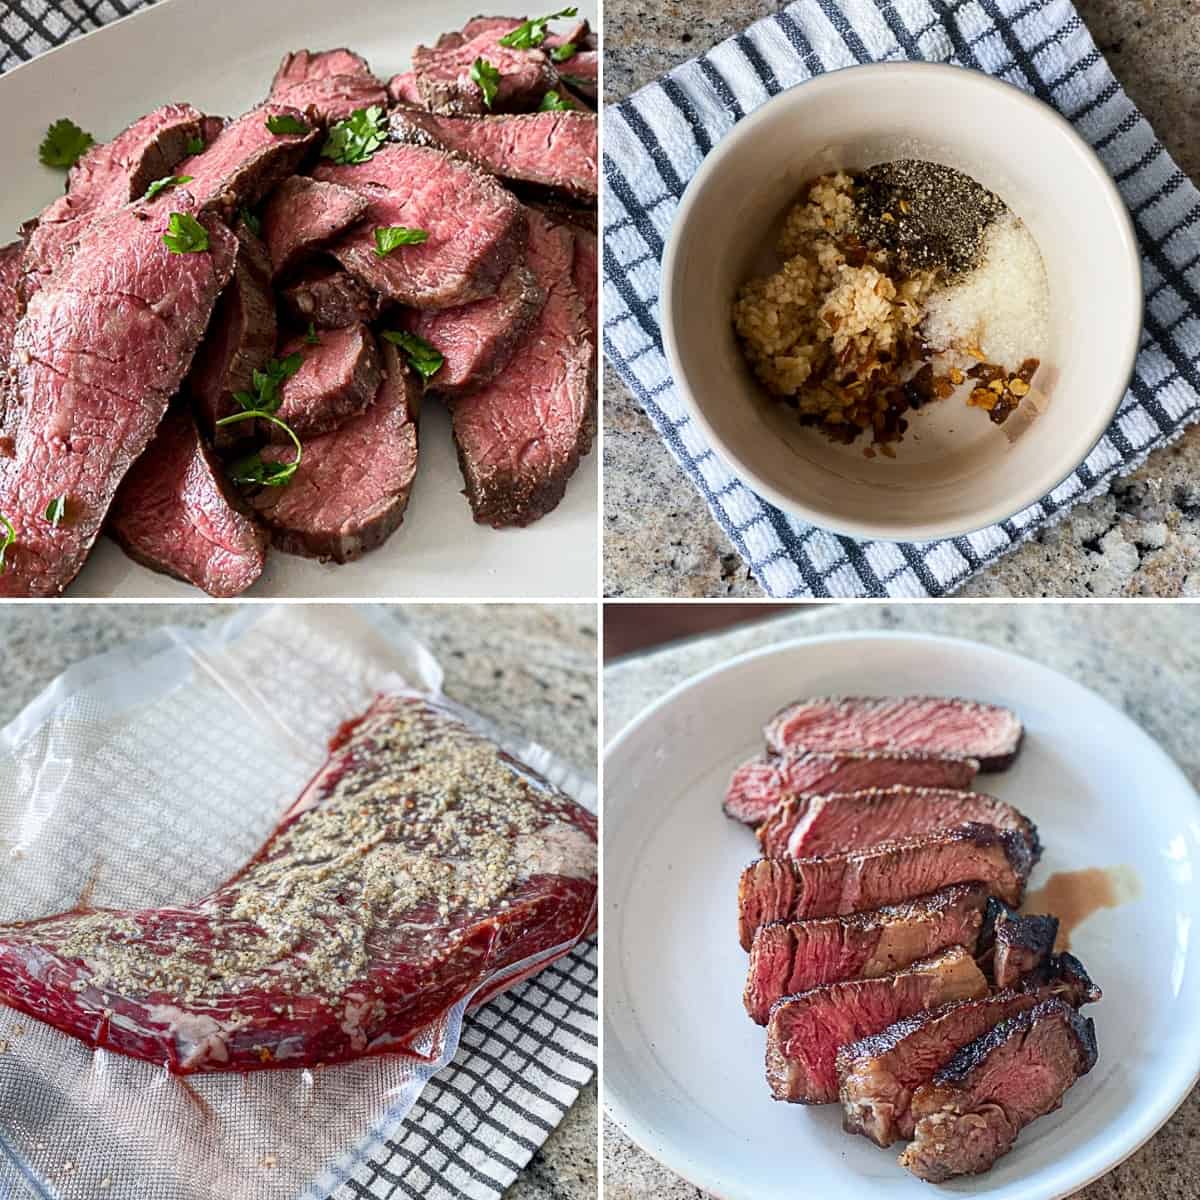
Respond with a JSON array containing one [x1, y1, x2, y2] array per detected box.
[[602, 0, 1200, 598], [603, 601, 1200, 1197], [0, 603, 597, 1200]]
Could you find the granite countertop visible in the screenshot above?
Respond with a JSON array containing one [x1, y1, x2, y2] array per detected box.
[[603, 0, 1200, 598], [0, 603, 596, 1200], [603, 601, 1200, 1198]]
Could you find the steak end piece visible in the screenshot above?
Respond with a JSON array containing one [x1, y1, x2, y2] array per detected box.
[[272, 323, 381, 439], [263, 176, 370, 279], [982, 900, 1059, 988], [279, 262, 380, 329]]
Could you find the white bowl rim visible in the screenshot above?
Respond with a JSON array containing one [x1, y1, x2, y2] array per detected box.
[[660, 61, 1144, 543]]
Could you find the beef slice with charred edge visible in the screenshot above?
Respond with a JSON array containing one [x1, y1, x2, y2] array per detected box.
[[0, 240, 23, 416], [725, 749, 980, 827], [387, 109, 597, 199], [271, 323, 381, 439], [757, 785, 1041, 862], [899, 997, 1098, 1182], [268, 48, 388, 121], [108, 406, 267, 598], [412, 28, 558, 115], [0, 197, 237, 597], [979, 899, 1059, 988], [765, 947, 988, 1104], [280, 261, 380, 329], [529, 198, 597, 236], [764, 696, 1024, 771], [838, 953, 1100, 1147], [262, 176, 369, 279], [736, 825, 1035, 951], [450, 209, 593, 527], [250, 338, 418, 562], [526, 205, 596, 363], [314, 143, 527, 309], [744, 884, 990, 1025], [400, 263, 544, 397]]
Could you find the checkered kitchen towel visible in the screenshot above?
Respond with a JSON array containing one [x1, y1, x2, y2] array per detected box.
[[604, 0, 1200, 597]]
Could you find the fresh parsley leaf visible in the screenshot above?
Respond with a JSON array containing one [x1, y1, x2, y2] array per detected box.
[[43, 496, 67, 527], [234, 353, 304, 415], [539, 90, 574, 112], [304, 322, 320, 346], [185, 134, 206, 155], [0, 513, 14, 574], [162, 211, 209, 254], [143, 174, 193, 201], [240, 206, 262, 237], [382, 330, 444, 380], [39, 118, 95, 169], [470, 57, 501, 109], [374, 226, 429, 257], [266, 112, 310, 136], [320, 106, 388, 166], [550, 41, 577, 62], [497, 7, 578, 49], [220, 413, 303, 487]]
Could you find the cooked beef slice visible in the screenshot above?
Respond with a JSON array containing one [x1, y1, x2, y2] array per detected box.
[[388, 109, 597, 198], [268, 48, 388, 121], [109, 407, 267, 597], [412, 28, 558, 115], [175, 103, 319, 217], [189, 219, 276, 445], [314, 143, 527, 309], [450, 210, 593, 527], [0, 198, 237, 597], [725, 749, 980, 827], [899, 998, 1098, 1181], [272, 323, 381, 438], [756, 785, 1040, 862], [744, 884, 989, 1025], [459, 16, 524, 40], [530, 198, 598, 235], [280, 262, 380, 328], [0, 240, 23, 414], [764, 696, 1024, 771], [250, 339, 418, 562], [388, 72, 423, 105], [572, 227, 597, 357], [765, 947, 988, 1104], [401, 263, 544, 397], [736, 826, 1035, 950], [263, 176, 369, 279], [559, 50, 599, 105], [838, 955, 1100, 1147], [982, 901, 1059, 988]]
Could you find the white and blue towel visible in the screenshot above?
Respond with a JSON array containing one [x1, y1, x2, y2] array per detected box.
[[603, 0, 1200, 597]]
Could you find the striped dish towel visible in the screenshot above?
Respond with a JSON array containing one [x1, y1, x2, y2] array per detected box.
[[603, 0, 1200, 598]]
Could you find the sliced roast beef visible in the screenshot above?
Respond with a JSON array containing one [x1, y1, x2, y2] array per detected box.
[[411, 28, 558, 115], [459, 16, 524, 40], [314, 143, 527, 309], [736, 826, 1035, 950], [0, 197, 237, 596], [279, 262, 380, 328], [725, 749, 980, 827], [756, 785, 1040, 862], [250, 339, 418, 562], [0, 240, 23, 414], [558, 50, 599, 105], [388, 109, 598, 198], [262, 176, 369, 279], [271, 323, 381, 438], [984, 901, 1059, 988], [268, 48, 388, 121], [838, 955, 1101, 1147], [109, 407, 267, 597], [764, 696, 1024, 771], [401, 263, 544, 397], [765, 947, 988, 1104], [388, 71, 423, 106], [530, 198, 598, 235], [451, 209, 593, 526], [744, 883, 989, 1025], [572, 226, 597, 358], [899, 998, 1098, 1181]]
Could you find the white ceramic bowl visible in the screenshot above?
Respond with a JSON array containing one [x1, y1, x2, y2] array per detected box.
[[661, 63, 1142, 541]]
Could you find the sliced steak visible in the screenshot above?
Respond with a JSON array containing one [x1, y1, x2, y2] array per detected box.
[[280, 262, 380, 328], [0, 197, 237, 597], [530, 198, 598, 235], [725, 749, 980, 827], [109, 407, 267, 598], [0, 240, 23, 415], [838, 955, 1101, 1147], [272, 323, 381, 438], [412, 29, 557, 115], [983, 901, 1059, 988], [263, 176, 369, 279], [451, 209, 593, 527], [388, 109, 597, 198], [268, 48, 387, 121], [401, 263, 544, 397], [559, 51, 599, 105], [756, 785, 1040, 862], [736, 826, 1035, 950], [315, 143, 526, 309], [572, 226, 597, 359], [744, 883, 989, 1025], [899, 998, 1098, 1181], [250, 338, 418, 562], [764, 696, 1024, 771], [764, 947, 988, 1104], [388, 71, 423, 106]]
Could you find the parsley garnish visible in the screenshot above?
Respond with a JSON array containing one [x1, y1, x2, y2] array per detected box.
[[43, 496, 67, 527], [304, 322, 320, 346], [497, 7, 578, 49], [320, 106, 387, 166], [0, 513, 14, 573], [232, 353, 303, 416], [539, 90, 574, 112], [39, 118, 94, 169], [163, 212, 209, 254], [185, 134, 206, 155], [266, 112, 309, 136], [143, 174, 193, 201], [240, 206, 262, 237], [374, 226, 429, 257], [221, 416, 303, 488], [470, 58, 501, 109], [551, 42, 577, 62], [382, 330, 444, 380]]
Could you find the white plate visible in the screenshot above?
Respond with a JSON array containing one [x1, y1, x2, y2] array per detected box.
[[604, 633, 1200, 1199], [0, 0, 597, 599]]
